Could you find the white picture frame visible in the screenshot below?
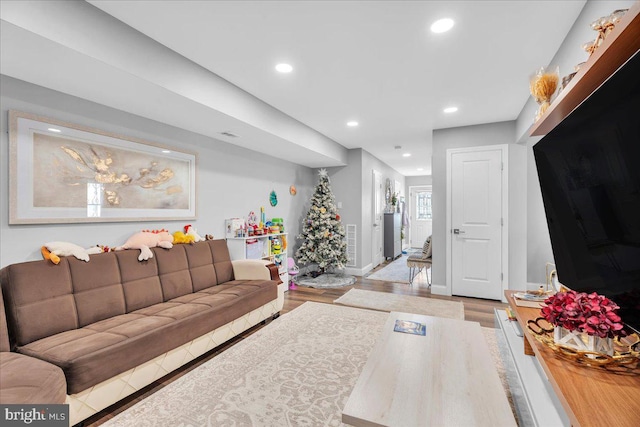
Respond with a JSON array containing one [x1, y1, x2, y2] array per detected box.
[[9, 110, 197, 224]]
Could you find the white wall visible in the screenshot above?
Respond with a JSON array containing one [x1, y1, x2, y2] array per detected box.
[[432, 121, 526, 295], [326, 149, 363, 267], [361, 150, 405, 272], [0, 76, 315, 267], [327, 148, 404, 274], [405, 175, 432, 198], [516, 0, 635, 283]]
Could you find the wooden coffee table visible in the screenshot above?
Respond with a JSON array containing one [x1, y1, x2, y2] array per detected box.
[[342, 311, 516, 427]]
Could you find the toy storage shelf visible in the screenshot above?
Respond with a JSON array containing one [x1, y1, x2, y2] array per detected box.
[[227, 233, 288, 291]]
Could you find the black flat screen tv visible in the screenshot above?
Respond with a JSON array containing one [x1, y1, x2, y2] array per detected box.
[[533, 50, 640, 333]]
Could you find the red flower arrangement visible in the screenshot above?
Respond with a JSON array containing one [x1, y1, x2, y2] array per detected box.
[[541, 290, 627, 338]]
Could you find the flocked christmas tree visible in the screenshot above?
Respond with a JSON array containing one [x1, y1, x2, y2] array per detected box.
[[296, 169, 348, 273]]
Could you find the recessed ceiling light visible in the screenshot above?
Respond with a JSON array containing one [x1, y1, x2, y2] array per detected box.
[[444, 106, 458, 113], [275, 63, 293, 73], [403, 153, 412, 157], [417, 168, 424, 171], [431, 18, 454, 33], [162, 150, 171, 153], [48, 128, 61, 133], [347, 121, 359, 127]]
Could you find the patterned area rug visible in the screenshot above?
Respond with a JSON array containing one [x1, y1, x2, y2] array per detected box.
[[365, 250, 429, 284], [334, 289, 464, 320], [103, 302, 387, 426], [103, 302, 515, 427], [296, 272, 356, 288]]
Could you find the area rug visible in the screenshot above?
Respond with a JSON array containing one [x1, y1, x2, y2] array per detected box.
[[102, 302, 514, 426], [103, 302, 387, 427], [296, 272, 356, 288], [365, 251, 429, 284], [334, 288, 464, 320]]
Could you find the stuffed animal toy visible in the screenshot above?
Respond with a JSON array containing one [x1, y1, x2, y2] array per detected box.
[[205, 234, 214, 240], [41, 242, 103, 265], [116, 229, 174, 261], [172, 230, 195, 245], [184, 224, 205, 242]]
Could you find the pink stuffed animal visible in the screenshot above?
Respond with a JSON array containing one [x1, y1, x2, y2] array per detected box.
[[116, 229, 174, 261]]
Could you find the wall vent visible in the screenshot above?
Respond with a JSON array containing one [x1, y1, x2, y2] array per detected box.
[[346, 224, 357, 267]]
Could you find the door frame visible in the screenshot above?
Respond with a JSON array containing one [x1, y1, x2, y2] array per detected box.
[[409, 185, 432, 248], [372, 169, 383, 269], [445, 144, 509, 302]]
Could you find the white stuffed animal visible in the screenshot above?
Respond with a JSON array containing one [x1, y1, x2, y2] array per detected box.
[[42, 241, 102, 264], [184, 224, 205, 242]]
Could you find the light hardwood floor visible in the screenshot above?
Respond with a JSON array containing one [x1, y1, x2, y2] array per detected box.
[[84, 263, 507, 426]]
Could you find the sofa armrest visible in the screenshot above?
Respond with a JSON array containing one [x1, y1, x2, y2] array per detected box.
[[231, 259, 282, 283]]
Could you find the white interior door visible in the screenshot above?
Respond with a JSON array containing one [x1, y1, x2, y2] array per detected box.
[[410, 186, 432, 248], [451, 149, 503, 300], [372, 170, 383, 268]]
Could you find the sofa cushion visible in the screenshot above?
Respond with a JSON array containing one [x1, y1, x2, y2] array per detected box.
[[116, 250, 163, 312], [1, 286, 11, 352], [17, 279, 278, 394], [0, 352, 66, 404], [69, 254, 126, 327], [184, 242, 218, 292], [153, 245, 194, 301], [1, 259, 78, 346], [209, 240, 234, 283]]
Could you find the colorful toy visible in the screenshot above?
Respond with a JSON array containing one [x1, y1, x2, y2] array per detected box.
[[272, 218, 284, 229], [172, 230, 195, 244], [247, 211, 258, 230], [184, 224, 205, 242], [271, 236, 282, 254], [116, 229, 174, 261], [41, 242, 103, 265]]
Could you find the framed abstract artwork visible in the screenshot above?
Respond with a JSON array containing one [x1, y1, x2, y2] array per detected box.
[[9, 110, 197, 224]]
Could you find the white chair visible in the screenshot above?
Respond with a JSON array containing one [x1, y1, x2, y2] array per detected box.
[[407, 236, 432, 286]]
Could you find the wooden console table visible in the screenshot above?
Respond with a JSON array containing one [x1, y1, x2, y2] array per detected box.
[[505, 290, 640, 427]]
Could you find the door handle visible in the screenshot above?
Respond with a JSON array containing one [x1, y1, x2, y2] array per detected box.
[[452, 228, 466, 234]]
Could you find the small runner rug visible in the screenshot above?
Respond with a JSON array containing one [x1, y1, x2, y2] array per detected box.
[[334, 288, 464, 320]]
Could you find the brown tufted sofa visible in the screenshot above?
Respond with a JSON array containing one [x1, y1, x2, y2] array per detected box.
[[0, 239, 284, 425]]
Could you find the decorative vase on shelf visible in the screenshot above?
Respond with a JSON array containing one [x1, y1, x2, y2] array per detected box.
[[554, 326, 614, 357], [529, 66, 559, 122]]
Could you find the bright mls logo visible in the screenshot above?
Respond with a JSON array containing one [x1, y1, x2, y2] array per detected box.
[[1, 405, 68, 426]]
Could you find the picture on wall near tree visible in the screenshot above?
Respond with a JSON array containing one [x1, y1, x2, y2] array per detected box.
[[8, 110, 197, 224]]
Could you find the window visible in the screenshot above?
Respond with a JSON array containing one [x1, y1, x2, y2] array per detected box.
[[416, 191, 432, 220]]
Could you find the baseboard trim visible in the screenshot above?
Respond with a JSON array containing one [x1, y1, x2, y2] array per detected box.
[[344, 263, 373, 277], [430, 283, 449, 296]]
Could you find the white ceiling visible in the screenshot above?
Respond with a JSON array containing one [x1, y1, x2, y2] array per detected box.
[[2, 1, 587, 176]]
